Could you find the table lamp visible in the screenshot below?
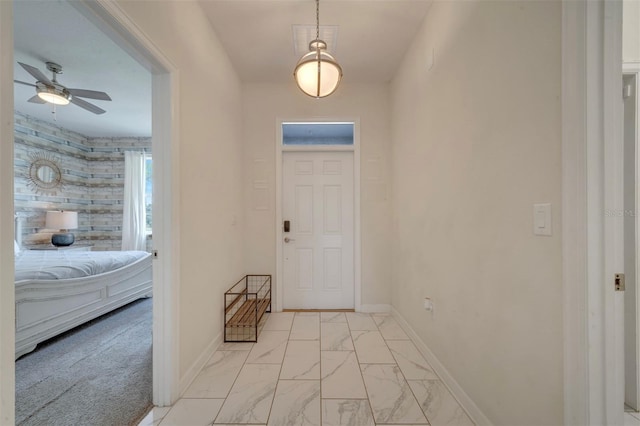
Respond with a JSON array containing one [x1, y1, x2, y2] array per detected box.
[[46, 210, 78, 247]]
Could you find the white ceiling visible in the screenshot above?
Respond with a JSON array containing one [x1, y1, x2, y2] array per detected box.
[[12, 0, 433, 138], [13, 0, 151, 138], [199, 0, 433, 84]]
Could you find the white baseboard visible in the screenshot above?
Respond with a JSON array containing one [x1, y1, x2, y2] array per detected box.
[[391, 307, 493, 426], [359, 303, 391, 313], [178, 331, 222, 396]]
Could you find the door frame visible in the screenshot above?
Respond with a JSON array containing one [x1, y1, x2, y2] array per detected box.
[[275, 118, 361, 312], [624, 64, 640, 410], [0, 1, 15, 422], [562, 0, 624, 424], [74, 0, 182, 407]]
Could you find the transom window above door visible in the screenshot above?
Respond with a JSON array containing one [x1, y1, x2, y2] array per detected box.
[[282, 122, 354, 146]]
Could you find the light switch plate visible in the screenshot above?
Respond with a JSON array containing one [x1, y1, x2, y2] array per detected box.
[[533, 203, 552, 236]]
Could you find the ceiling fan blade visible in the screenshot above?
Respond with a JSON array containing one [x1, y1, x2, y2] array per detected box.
[[27, 95, 46, 104], [70, 96, 106, 115], [14, 80, 36, 88], [18, 62, 52, 85], [68, 88, 112, 101]]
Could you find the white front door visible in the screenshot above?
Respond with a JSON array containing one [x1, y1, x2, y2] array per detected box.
[[282, 151, 354, 309]]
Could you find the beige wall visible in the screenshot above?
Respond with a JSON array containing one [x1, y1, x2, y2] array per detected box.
[[624, 0, 640, 63], [242, 83, 392, 307], [390, 1, 563, 425], [115, 1, 245, 379]]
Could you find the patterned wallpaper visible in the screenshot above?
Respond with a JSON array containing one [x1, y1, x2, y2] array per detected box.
[[14, 112, 151, 251]]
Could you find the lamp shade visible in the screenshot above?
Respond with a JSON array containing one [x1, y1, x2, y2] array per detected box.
[[46, 211, 78, 230]]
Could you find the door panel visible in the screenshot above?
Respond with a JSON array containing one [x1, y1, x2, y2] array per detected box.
[[296, 249, 313, 290], [296, 186, 313, 234], [324, 248, 342, 290], [324, 186, 342, 233], [283, 151, 354, 309]]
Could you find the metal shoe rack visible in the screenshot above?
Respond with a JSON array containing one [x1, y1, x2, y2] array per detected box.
[[224, 275, 271, 342]]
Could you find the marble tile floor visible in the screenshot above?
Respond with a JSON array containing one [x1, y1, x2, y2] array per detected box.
[[626, 411, 640, 426], [138, 311, 475, 426], [625, 406, 640, 426]]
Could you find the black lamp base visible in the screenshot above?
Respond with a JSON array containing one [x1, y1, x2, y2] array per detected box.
[[51, 233, 75, 247]]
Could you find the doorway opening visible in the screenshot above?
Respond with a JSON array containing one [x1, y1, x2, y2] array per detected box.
[[11, 1, 157, 423], [1, 0, 180, 422], [276, 121, 361, 312]]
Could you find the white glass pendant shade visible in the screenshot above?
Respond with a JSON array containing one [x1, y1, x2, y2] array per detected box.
[[294, 45, 342, 98]]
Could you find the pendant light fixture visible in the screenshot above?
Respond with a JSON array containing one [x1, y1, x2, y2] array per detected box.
[[293, 0, 342, 98]]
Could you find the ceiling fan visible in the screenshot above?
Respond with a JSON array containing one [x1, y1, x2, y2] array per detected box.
[[14, 61, 112, 115]]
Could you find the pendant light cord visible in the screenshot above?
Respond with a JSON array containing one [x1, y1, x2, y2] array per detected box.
[[294, 0, 341, 98], [315, 0, 321, 97]]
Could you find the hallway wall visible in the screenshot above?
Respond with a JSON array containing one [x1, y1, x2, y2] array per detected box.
[[389, 1, 563, 425], [242, 82, 392, 307], [114, 0, 245, 381], [624, 0, 640, 62]]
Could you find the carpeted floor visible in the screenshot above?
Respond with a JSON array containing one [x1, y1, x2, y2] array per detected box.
[[15, 297, 153, 426]]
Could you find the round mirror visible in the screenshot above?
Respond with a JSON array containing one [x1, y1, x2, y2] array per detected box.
[[27, 151, 63, 194], [36, 165, 55, 183]]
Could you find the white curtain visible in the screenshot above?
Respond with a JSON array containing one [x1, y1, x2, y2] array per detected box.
[[122, 151, 147, 251]]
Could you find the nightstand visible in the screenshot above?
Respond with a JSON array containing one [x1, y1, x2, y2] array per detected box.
[[30, 244, 93, 252]]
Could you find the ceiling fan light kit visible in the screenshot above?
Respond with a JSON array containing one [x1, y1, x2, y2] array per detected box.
[[14, 61, 112, 114], [294, 0, 342, 98], [36, 82, 70, 105]]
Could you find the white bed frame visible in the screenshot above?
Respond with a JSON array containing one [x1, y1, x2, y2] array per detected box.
[[15, 253, 152, 359]]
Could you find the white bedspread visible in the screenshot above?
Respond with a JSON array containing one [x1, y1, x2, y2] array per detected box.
[[15, 250, 150, 281]]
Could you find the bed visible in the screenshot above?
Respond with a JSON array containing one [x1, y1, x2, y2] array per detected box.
[[14, 245, 152, 359]]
